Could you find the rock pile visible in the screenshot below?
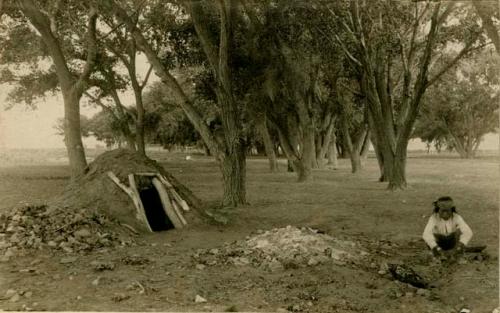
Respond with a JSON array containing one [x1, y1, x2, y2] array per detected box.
[[0, 204, 135, 260], [193, 226, 369, 271]]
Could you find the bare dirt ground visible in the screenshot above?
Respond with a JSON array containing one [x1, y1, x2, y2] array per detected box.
[[0, 149, 498, 312]]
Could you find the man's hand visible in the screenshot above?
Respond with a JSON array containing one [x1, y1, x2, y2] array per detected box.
[[457, 242, 466, 251], [455, 242, 466, 255], [432, 246, 443, 258]]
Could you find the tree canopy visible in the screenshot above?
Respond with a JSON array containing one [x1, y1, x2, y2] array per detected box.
[[1, 0, 496, 206]]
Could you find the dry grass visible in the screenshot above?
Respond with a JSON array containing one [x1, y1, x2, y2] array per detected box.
[[0, 150, 497, 312], [159, 154, 498, 255], [1, 152, 497, 254]]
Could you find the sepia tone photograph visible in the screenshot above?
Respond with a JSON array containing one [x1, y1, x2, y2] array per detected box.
[[0, 0, 498, 312]]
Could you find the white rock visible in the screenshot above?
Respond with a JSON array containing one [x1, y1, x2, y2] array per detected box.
[[307, 257, 319, 266], [195, 264, 206, 270], [92, 277, 101, 286], [209, 248, 219, 255], [74, 229, 91, 238], [9, 294, 20, 302], [416, 288, 430, 297], [232, 257, 250, 266], [5, 289, 17, 298], [195, 295, 207, 303], [60, 257, 78, 264]]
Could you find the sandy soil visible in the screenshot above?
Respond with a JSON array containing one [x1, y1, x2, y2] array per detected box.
[[0, 151, 497, 312]]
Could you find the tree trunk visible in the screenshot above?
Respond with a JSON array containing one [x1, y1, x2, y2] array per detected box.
[[473, 2, 500, 55], [340, 111, 367, 174], [465, 135, 475, 159], [134, 96, 146, 156], [360, 130, 370, 160], [125, 135, 136, 151], [300, 126, 315, 181], [277, 129, 312, 181], [220, 146, 246, 207], [326, 133, 338, 169], [293, 159, 311, 182], [19, 1, 97, 178], [350, 153, 362, 174], [387, 147, 408, 190], [450, 132, 469, 158], [63, 91, 88, 178], [203, 144, 212, 156], [316, 117, 335, 169], [218, 95, 247, 206], [257, 115, 278, 172]]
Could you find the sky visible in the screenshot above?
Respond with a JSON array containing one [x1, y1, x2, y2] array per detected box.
[[0, 90, 100, 149], [0, 55, 153, 150], [0, 52, 498, 151], [0, 87, 498, 151]]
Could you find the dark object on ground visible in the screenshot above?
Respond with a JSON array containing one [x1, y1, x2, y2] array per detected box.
[[465, 245, 486, 253], [435, 232, 459, 250], [388, 263, 428, 289]]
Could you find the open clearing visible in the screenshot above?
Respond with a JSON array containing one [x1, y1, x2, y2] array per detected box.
[[0, 150, 498, 313]]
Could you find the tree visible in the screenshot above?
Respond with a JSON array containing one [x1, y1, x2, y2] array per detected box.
[[142, 81, 203, 150], [185, 0, 248, 204], [472, 0, 500, 54], [415, 51, 499, 158], [1, 0, 98, 178], [99, 0, 250, 207], [241, 0, 340, 181], [329, 0, 486, 188], [97, 13, 155, 156], [337, 82, 370, 173]]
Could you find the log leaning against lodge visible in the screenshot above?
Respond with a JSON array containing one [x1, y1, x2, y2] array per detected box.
[[51, 149, 210, 233]]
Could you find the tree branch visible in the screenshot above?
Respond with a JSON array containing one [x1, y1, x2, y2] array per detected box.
[[335, 34, 362, 67], [436, 2, 456, 26], [427, 36, 487, 88], [240, 0, 263, 30], [104, 38, 131, 68], [185, 1, 220, 79], [473, 1, 500, 54], [84, 91, 118, 119], [74, 7, 98, 96], [106, 0, 220, 156], [140, 64, 153, 90]]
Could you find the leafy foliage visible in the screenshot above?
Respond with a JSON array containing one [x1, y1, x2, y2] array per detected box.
[[414, 50, 499, 157]]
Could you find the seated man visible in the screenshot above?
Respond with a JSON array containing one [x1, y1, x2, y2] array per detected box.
[[422, 196, 473, 258]]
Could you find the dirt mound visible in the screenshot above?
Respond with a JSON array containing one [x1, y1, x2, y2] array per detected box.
[[0, 204, 135, 260], [0, 149, 211, 260], [53, 149, 207, 232], [192, 226, 370, 271]]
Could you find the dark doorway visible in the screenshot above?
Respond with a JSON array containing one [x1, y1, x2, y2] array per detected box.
[[138, 184, 174, 231]]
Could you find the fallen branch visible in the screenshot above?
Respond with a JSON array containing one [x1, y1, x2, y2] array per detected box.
[[134, 280, 146, 294], [170, 196, 188, 226], [120, 223, 139, 235], [128, 174, 152, 232], [152, 178, 184, 229], [158, 175, 190, 212], [107, 171, 152, 232]]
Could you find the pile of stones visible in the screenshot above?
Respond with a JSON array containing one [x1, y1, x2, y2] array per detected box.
[[193, 225, 370, 271], [0, 204, 135, 260]]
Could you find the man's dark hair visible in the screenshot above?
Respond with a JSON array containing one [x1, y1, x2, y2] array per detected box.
[[433, 196, 457, 213]]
